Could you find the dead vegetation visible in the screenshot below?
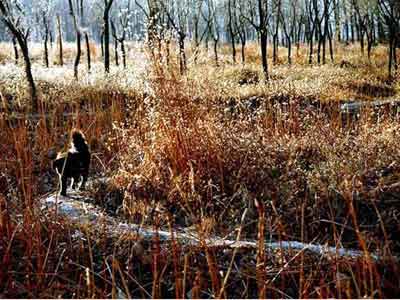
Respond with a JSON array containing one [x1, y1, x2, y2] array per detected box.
[[0, 42, 400, 298]]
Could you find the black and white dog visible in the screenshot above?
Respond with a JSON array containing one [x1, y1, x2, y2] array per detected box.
[[53, 130, 91, 196]]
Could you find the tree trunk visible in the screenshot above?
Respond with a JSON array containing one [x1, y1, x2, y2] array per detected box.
[[43, 33, 49, 68], [328, 25, 334, 63], [43, 16, 49, 68], [100, 30, 104, 57], [80, 0, 84, 22], [350, 15, 355, 43], [322, 20, 327, 64], [178, 34, 186, 74], [366, 27, 373, 62], [282, 20, 292, 65], [296, 22, 302, 54], [104, 8, 111, 73], [260, 31, 268, 79], [0, 8, 37, 112], [241, 39, 246, 64], [317, 27, 322, 64], [333, 0, 340, 42], [23, 48, 38, 112], [121, 39, 126, 69], [393, 35, 398, 71], [359, 31, 365, 55], [85, 32, 91, 72], [309, 26, 314, 64], [272, 0, 280, 65], [228, 0, 236, 63], [367, 38, 372, 61], [68, 0, 81, 78], [166, 37, 170, 66], [230, 33, 236, 63], [213, 38, 219, 66], [73, 31, 81, 79], [49, 29, 53, 48], [273, 34, 278, 64], [19, 40, 38, 112], [57, 15, 63, 66], [388, 36, 393, 78], [12, 37, 18, 65], [238, 26, 247, 65], [377, 19, 385, 43], [371, 18, 376, 45], [114, 38, 119, 66]]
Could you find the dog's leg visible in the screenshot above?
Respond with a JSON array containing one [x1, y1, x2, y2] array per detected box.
[[72, 175, 80, 190], [80, 170, 88, 190], [60, 174, 68, 196]]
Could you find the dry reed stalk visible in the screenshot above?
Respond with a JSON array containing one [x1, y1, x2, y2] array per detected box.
[[256, 199, 266, 298]]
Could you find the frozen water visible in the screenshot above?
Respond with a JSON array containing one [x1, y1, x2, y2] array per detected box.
[[41, 192, 384, 261]]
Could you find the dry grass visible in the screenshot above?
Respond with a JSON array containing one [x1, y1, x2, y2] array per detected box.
[[0, 41, 400, 298]]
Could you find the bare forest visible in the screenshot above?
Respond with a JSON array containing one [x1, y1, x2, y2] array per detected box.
[[0, 0, 400, 298]]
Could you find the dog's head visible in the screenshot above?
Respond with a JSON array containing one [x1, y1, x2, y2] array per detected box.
[[70, 129, 88, 152], [71, 129, 86, 145]]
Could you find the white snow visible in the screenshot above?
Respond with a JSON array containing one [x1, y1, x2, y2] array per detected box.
[[41, 192, 384, 261]]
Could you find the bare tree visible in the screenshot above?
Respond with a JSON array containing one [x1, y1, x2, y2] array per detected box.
[[56, 14, 64, 66], [35, 3, 52, 69], [235, 4, 249, 64], [378, 0, 400, 78], [312, 0, 324, 64], [84, 31, 91, 71], [0, 1, 38, 112], [77, 0, 92, 73], [111, 1, 132, 69], [161, 0, 190, 74], [0, 0, 393, 82], [111, 20, 119, 66], [281, 0, 298, 64], [100, 29, 104, 56], [42, 14, 50, 68], [135, 0, 162, 58], [305, 0, 317, 64], [204, 0, 220, 66], [323, 0, 334, 64], [104, 0, 115, 73], [119, 3, 130, 69], [272, 0, 282, 64], [352, 0, 366, 55], [37, 1, 54, 68], [192, 0, 207, 63], [333, 0, 341, 42], [68, 0, 82, 79], [11, 20, 19, 64], [227, 0, 238, 63], [241, 0, 270, 78], [352, 0, 377, 61]]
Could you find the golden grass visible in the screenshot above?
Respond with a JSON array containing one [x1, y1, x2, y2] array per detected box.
[[0, 41, 399, 298]]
